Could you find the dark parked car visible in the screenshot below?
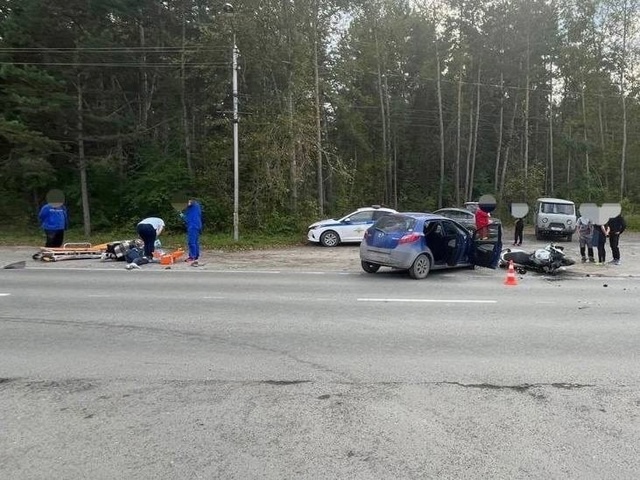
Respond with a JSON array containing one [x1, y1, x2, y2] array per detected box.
[[359, 212, 502, 279], [434, 207, 502, 233]]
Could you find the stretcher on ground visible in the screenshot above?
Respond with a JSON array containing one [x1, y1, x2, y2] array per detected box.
[[32, 242, 109, 262]]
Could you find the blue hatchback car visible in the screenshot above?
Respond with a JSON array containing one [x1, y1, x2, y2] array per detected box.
[[359, 212, 503, 279]]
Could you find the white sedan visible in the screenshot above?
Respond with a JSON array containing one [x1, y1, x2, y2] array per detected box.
[[307, 206, 397, 247]]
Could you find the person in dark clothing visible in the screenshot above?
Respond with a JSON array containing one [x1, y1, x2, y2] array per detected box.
[[606, 214, 626, 265], [593, 223, 610, 265], [124, 246, 151, 270], [513, 218, 524, 246], [136, 217, 165, 258], [38, 201, 69, 247]]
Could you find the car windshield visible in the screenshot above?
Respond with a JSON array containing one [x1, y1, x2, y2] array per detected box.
[[541, 203, 574, 215], [374, 214, 416, 233]]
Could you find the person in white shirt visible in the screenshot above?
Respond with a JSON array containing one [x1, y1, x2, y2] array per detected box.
[[136, 217, 165, 258]]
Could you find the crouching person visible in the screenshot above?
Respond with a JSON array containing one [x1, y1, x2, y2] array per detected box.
[[136, 216, 165, 259]]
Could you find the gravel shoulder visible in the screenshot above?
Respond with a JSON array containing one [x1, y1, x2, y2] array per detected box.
[[2, 230, 639, 277]]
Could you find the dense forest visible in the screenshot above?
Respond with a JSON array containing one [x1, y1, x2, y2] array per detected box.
[[1, 0, 639, 236]]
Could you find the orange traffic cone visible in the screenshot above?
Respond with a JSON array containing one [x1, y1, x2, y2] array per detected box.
[[504, 260, 518, 286]]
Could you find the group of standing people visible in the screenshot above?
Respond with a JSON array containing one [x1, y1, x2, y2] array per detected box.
[[576, 214, 626, 265], [506, 209, 626, 266], [39, 195, 203, 265]]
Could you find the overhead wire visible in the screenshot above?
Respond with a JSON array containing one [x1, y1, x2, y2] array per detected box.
[[0, 61, 230, 68], [0, 42, 623, 101], [0, 46, 229, 52], [0, 35, 630, 113]]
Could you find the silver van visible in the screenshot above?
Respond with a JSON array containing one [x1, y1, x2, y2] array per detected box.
[[534, 198, 577, 241]]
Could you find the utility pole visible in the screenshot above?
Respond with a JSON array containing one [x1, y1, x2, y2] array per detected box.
[[224, 3, 239, 241], [232, 30, 239, 241]]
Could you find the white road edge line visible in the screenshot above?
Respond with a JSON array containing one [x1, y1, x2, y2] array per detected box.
[[357, 298, 497, 304], [22, 267, 284, 274], [0, 293, 11, 296]]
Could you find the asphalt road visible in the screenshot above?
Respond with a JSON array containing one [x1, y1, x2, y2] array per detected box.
[[1, 265, 639, 479]]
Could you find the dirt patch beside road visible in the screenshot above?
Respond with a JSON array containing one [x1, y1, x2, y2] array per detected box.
[[2, 230, 639, 277], [0, 244, 362, 272]]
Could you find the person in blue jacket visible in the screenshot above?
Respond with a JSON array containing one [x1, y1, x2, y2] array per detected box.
[[38, 201, 69, 247], [180, 198, 202, 262]]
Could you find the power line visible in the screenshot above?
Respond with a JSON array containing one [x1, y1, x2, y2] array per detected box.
[[0, 46, 229, 52], [0, 61, 230, 68]]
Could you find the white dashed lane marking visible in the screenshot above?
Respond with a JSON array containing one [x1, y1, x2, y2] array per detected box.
[[357, 298, 497, 304]]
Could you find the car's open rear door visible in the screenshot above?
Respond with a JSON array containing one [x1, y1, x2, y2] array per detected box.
[[471, 223, 502, 268]]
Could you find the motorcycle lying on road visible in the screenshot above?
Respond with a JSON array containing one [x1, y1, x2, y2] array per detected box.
[[499, 243, 576, 274]]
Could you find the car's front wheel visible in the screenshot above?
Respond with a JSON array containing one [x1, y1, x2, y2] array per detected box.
[[320, 230, 340, 247], [409, 254, 431, 279], [361, 261, 380, 273]]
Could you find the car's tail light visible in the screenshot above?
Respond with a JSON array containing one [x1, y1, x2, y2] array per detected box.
[[398, 232, 421, 244]]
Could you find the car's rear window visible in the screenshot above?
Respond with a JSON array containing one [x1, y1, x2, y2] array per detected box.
[[447, 210, 471, 220], [374, 215, 417, 233]]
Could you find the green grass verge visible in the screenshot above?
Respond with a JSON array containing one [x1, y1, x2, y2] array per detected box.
[[0, 226, 307, 251]]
